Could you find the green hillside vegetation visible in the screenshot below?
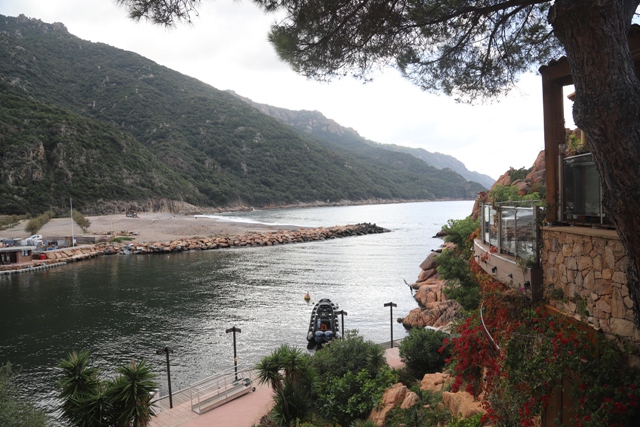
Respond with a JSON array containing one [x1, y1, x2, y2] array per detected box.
[[231, 93, 493, 190], [0, 89, 200, 215], [0, 14, 484, 215], [380, 144, 495, 189]]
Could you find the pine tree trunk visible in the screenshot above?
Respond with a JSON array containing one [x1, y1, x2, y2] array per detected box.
[[551, 0, 640, 326]]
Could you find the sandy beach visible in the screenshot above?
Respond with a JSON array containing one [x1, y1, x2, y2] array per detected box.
[[1, 213, 301, 244]]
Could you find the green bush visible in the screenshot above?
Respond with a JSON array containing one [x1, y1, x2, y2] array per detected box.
[[312, 330, 386, 379], [437, 249, 480, 311], [399, 328, 451, 378], [312, 332, 395, 426], [448, 413, 484, 427], [317, 365, 397, 427], [440, 217, 478, 253], [508, 167, 532, 183], [24, 211, 55, 235], [71, 209, 91, 232], [0, 363, 48, 427], [488, 184, 540, 203], [385, 388, 450, 427], [0, 215, 24, 231]]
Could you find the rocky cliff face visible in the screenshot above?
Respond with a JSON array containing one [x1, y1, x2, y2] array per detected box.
[[471, 149, 546, 220], [401, 244, 464, 329]]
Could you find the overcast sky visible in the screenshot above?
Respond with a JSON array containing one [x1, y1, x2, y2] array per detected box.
[[0, 0, 576, 180]]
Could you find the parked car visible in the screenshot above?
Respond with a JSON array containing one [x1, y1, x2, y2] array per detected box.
[[26, 235, 43, 246]]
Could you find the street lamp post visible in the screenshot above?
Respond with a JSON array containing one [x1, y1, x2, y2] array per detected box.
[[225, 326, 241, 381], [335, 310, 348, 339], [155, 346, 174, 408], [384, 302, 397, 348]]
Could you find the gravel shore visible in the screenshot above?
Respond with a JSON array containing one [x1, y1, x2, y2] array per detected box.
[[1, 213, 301, 244]]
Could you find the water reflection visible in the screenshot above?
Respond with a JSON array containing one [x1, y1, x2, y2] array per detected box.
[[0, 201, 473, 421]]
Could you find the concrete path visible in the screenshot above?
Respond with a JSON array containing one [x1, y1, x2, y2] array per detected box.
[[150, 346, 403, 427]]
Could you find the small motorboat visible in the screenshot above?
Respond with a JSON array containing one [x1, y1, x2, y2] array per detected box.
[[306, 298, 340, 349]]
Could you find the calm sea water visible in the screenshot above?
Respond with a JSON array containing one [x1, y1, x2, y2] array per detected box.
[[0, 200, 472, 420]]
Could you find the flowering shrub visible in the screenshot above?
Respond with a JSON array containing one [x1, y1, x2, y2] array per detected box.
[[447, 259, 640, 427]]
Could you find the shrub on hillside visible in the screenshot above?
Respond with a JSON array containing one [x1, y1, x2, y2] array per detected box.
[[0, 215, 24, 231], [312, 330, 386, 379], [438, 249, 481, 311], [71, 210, 91, 232], [316, 365, 396, 426], [24, 211, 55, 235], [312, 331, 396, 426], [399, 328, 451, 378], [440, 217, 478, 252]]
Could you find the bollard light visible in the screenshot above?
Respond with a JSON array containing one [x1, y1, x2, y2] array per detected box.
[[155, 346, 174, 408], [383, 302, 397, 348], [225, 326, 241, 381]]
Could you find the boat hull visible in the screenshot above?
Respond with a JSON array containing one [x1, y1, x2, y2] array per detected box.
[[306, 298, 340, 349]]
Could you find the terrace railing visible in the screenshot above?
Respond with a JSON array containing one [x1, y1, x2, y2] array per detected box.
[[480, 201, 541, 263]]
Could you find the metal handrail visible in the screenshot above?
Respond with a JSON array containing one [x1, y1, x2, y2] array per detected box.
[[480, 301, 500, 352]]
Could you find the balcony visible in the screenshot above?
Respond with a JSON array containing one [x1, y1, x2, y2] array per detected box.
[[474, 201, 543, 299], [561, 153, 608, 225]]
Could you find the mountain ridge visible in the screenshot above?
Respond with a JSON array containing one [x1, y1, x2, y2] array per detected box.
[[0, 14, 485, 215], [227, 90, 495, 188]]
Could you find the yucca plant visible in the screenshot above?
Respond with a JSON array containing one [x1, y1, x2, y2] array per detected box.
[[106, 360, 156, 427], [58, 353, 157, 427], [58, 351, 102, 426], [256, 345, 315, 427]]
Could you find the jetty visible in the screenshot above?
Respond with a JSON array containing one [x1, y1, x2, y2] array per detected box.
[[0, 223, 389, 275]]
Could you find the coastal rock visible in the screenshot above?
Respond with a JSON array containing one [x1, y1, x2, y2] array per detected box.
[[512, 178, 531, 196], [418, 267, 437, 282], [400, 391, 420, 409], [368, 383, 407, 427], [526, 150, 546, 186], [414, 283, 444, 307], [442, 391, 485, 419], [404, 244, 463, 330], [494, 168, 514, 187], [402, 300, 463, 329], [419, 253, 439, 271], [402, 308, 431, 328], [420, 372, 452, 392]]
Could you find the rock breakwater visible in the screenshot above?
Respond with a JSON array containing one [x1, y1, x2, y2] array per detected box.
[[103, 223, 390, 255]]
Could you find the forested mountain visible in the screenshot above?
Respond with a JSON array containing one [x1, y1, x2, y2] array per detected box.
[[0, 14, 485, 215], [230, 92, 495, 189], [380, 145, 495, 189]]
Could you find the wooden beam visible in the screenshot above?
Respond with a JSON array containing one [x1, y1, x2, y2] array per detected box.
[[541, 69, 566, 222]]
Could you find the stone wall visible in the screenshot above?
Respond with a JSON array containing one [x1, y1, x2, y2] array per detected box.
[[541, 226, 639, 342]]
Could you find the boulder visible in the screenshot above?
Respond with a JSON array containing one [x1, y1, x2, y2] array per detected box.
[[420, 372, 452, 392], [526, 150, 546, 186], [402, 299, 463, 329], [400, 391, 420, 409], [402, 308, 430, 328], [512, 179, 531, 196], [418, 267, 437, 282], [494, 168, 514, 187], [414, 284, 441, 307], [420, 252, 439, 271], [442, 391, 485, 419], [368, 383, 407, 427]]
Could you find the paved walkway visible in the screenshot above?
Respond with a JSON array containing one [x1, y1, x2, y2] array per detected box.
[[150, 346, 403, 427]]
